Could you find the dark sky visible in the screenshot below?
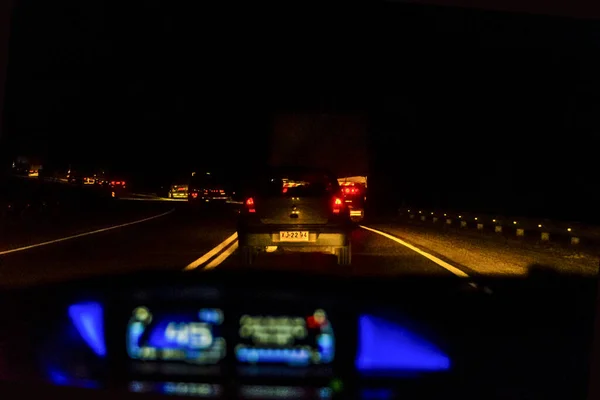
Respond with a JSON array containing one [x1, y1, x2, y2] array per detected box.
[[2, 1, 600, 219]]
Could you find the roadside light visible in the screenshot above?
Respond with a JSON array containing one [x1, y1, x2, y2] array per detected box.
[[513, 221, 517, 225], [474, 217, 478, 221], [493, 219, 496, 223], [538, 224, 542, 228], [567, 228, 572, 232]]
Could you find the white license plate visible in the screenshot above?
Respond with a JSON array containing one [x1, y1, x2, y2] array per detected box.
[[279, 231, 309, 242]]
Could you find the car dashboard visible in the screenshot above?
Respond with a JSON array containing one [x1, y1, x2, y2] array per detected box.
[[0, 270, 594, 399]]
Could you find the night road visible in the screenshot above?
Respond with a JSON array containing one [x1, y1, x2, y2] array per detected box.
[[0, 201, 469, 289], [2, 2, 600, 397]]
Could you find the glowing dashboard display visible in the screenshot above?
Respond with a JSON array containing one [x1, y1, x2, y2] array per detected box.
[[126, 307, 335, 367], [127, 306, 225, 364], [235, 309, 334, 366]]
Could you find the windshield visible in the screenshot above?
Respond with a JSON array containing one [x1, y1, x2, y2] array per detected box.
[[0, 1, 599, 398]]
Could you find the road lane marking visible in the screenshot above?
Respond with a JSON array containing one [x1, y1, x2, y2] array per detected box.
[[183, 232, 238, 271], [204, 241, 239, 270], [359, 225, 470, 278], [0, 209, 175, 256]]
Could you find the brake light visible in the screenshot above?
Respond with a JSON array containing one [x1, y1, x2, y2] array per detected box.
[[192, 192, 198, 198], [111, 181, 115, 185], [333, 197, 343, 214], [246, 197, 256, 213]]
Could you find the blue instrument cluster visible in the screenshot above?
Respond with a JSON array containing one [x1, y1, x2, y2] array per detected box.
[[235, 309, 335, 366], [58, 300, 450, 387], [125, 306, 336, 367], [127, 307, 226, 364], [40, 299, 453, 398], [63, 301, 451, 372]]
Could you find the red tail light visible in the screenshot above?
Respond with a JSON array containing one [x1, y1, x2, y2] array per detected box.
[[333, 197, 343, 214], [246, 197, 256, 213]]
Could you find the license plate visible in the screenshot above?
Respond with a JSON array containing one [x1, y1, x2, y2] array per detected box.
[[279, 231, 309, 242]]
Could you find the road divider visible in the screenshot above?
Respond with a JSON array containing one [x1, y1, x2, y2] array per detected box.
[[359, 225, 470, 278], [0, 208, 175, 256], [119, 196, 187, 202], [120, 196, 242, 204], [183, 232, 238, 271], [399, 208, 600, 249]]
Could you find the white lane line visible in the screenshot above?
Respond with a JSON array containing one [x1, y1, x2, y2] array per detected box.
[[359, 225, 470, 278], [183, 232, 238, 271], [0, 209, 175, 256], [204, 241, 239, 270]]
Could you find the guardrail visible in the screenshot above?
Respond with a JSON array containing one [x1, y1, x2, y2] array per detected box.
[[398, 208, 600, 249]]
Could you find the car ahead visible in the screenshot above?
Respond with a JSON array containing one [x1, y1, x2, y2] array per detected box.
[[168, 183, 188, 199], [339, 180, 367, 222], [237, 167, 354, 265], [188, 172, 231, 204], [101, 178, 127, 198]]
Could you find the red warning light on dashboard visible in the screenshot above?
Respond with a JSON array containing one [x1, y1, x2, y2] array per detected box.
[[306, 309, 327, 329]]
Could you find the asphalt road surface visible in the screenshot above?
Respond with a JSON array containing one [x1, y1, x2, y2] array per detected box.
[[0, 202, 463, 288]]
